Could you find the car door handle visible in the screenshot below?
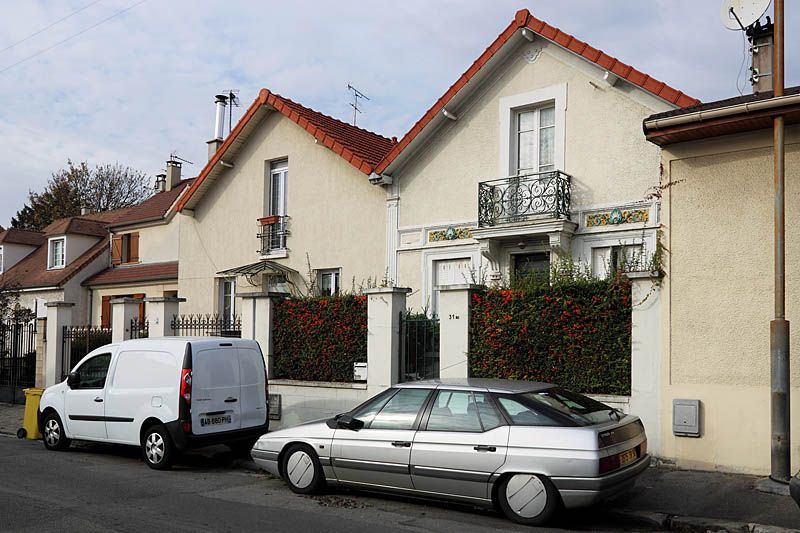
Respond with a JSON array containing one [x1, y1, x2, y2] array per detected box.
[[224, 397, 238, 403], [474, 445, 496, 452], [93, 397, 103, 403], [391, 441, 411, 448]]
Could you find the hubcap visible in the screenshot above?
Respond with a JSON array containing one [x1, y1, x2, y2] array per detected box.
[[44, 419, 60, 446], [506, 474, 547, 518], [145, 432, 165, 464], [286, 450, 314, 489]]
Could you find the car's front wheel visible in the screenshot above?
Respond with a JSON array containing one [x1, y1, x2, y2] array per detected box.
[[496, 473, 560, 526], [42, 411, 71, 451], [281, 444, 325, 494], [141, 424, 174, 470]]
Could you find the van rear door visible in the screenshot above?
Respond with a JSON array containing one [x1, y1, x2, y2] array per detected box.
[[237, 346, 267, 429], [191, 344, 242, 434]]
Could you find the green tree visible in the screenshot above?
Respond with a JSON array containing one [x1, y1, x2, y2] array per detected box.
[[11, 160, 152, 231]]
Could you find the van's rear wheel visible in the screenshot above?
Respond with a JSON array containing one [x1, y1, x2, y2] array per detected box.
[[496, 473, 559, 526], [142, 424, 174, 470], [42, 412, 70, 451], [282, 444, 325, 494]]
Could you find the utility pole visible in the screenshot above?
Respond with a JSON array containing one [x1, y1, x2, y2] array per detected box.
[[770, 0, 790, 484]]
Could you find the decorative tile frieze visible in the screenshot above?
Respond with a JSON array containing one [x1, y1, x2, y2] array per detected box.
[[428, 226, 473, 242], [586, 207, 649, 227]]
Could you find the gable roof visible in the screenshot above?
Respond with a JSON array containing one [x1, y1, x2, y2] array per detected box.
[[176, 90, 395, 211], [43, 216, 109, 238], [374, 8, 700, 175], [110, 179, 193, 227], [0, 228, 45, 247], [0, 238, 108, 290]]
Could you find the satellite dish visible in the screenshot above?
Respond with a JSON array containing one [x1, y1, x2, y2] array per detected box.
[[720, 0, 771, 30]]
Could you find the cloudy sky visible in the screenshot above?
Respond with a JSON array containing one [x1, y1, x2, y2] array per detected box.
[[0, 0, 798, 226]]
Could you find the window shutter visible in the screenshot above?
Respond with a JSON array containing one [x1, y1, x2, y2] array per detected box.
[[134, 293, 145, 322], [129, 233, 140, 263], [101, 296, 111, 328], [111, 236, 122, 266]]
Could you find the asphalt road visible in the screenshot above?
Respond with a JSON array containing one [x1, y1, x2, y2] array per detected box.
[[0, 435, 655, 532]]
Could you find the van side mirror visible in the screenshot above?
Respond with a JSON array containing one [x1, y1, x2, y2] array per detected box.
[[336, 414, 364, 431], [66, 372, 81, 388]]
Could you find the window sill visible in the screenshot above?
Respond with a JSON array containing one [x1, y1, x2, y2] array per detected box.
[[260, 249, 288, 260], [47, 265, 66, 270]]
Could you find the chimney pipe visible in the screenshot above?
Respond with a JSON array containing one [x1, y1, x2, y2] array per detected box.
[[165, 160, 181, 191], [80, 207, 91, 216], [748, 19, 774, 94], [154, 173, 167, 192], [207, 94, 228, 159]]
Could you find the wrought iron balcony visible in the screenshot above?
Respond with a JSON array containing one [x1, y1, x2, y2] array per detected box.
[[478, 170, 571, 227], [257, 215, 288, 255]]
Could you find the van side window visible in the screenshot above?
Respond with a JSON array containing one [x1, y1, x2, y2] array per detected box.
[[75, 354, 112, 389]]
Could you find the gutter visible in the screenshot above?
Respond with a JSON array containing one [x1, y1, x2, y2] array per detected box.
[[644, 93, 800, 132]]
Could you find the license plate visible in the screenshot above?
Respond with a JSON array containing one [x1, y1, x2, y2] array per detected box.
[[619, 448, 637, 466], [200, 415, 231, 427]]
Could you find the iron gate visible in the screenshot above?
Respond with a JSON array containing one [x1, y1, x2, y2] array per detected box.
[[0, 320, 37, 404], [61, 326, 112, 380], [399, 312, 440, 382]]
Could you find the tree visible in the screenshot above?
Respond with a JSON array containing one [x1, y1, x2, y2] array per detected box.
[[0, 282, 33, 322], [11, 160, 152, 231]]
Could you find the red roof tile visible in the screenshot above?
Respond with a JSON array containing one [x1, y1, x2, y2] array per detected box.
[[43, 217, 109, 237], [110, 179, 192, 227], [374, 8, 700, 174], [0, 228, 45, 246], [83, 261, 178, 287], [0, 238, 108, 289]]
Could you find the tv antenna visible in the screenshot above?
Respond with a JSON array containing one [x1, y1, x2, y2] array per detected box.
[[226, 89, 240, 134], [169, 152, 194, 166], [720, 0, 770, 30], [347, 83, 369, 126]]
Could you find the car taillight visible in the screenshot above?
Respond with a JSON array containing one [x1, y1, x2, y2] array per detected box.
[[181, 421, 191, 433], [181, 369, 192, 405], [599, 454, 621, 474]]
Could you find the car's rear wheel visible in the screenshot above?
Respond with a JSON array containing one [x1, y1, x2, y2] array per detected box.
[[281, 444, 325, 494], [496, 473, 560, 526], [42, 411, 71, 451], [142, 424, 174, 470]]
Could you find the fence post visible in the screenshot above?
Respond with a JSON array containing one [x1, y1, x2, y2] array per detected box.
[[437, 284, 482, 379], [111, 297, 143, 343], [44, 302, 73, 387], [239, 292, 288, 378], [144, 297, 185, 337], [365, 287, 411, 395], [35, 317, 46, 388], [628, 272, 662, 456]]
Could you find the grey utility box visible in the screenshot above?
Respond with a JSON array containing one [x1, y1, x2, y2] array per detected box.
[[673, 399, 701, 437]]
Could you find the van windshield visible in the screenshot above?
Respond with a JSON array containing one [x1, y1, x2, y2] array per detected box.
[[514, 387, 615, 426]]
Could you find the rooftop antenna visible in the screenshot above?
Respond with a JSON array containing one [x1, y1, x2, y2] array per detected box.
[[720, 0, 772, 92], [720, 0, 770, 30], [226, 89, 240, 134], [347, 83, 369, 126], [169, 152, 194, 166]]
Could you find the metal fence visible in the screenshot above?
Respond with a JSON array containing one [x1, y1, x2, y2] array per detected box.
[[399, 313, 440, 382], [61, 326, 112, 380], [0, 320, 37, 404], [130, 318, 149, 339], [478, 170, 571, 227], [170, 314, 242, 338]]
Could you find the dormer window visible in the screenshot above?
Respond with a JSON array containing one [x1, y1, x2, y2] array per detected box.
[[48, 237, 65, 269]]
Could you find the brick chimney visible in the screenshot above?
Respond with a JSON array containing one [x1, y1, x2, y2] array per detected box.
[[748, 19, 773, 94], [206, 94, 228, 160], [165, 160, 181, 191]]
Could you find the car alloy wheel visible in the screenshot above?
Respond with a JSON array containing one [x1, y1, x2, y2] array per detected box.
[[141, 425, 174, 470], [497, 473, 559, 526], [282, 444, 325, 494], [146, 433, 165, 464], [42, 412, 70, 451]]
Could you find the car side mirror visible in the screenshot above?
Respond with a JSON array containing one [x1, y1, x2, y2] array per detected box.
[[66, 372, 81, 388], [336, 414, 364, 431]]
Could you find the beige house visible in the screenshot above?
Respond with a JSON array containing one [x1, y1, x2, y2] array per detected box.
[[175, 91, 394, 316], [645, 87, 800, 474]]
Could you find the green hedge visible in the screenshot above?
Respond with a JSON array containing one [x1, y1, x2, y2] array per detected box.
[[272, 295, 367, 382], [469, 277, 632, 395]]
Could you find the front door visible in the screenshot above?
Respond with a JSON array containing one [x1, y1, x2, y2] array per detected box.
[[513, 252, 550, 283], [331, 387, 432, 489], [411, 390, 509, 500], [64, 353, 113, 440]]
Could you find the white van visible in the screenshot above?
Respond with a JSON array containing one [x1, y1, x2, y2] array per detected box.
[[38, 337, 269, 469]]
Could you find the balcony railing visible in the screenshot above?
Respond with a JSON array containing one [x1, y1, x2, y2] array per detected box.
[[478, 170, 571, 227], [258, 215, 288, 255]]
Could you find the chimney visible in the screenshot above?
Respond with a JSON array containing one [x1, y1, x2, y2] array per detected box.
[[165, 160, 181, 191], [80, 207, 91, 216], [154, 173, 167, 192], [748, 18, 773, 94], [206, 94, 228, 159]]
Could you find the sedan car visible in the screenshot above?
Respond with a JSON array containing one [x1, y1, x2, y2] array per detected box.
[[252, 379, 649, 526]]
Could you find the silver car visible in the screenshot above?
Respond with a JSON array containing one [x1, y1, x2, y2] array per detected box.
[[252, 379, 649, 526]]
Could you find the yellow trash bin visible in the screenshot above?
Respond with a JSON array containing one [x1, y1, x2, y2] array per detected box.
[[20, 388, 44, 440]]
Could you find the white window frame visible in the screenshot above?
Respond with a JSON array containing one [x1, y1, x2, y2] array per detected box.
[[219, 277, 236, 321], [0, 245, 3, 273], [268, 159, 288, 218], [48, 237, 66, 270], [317, 268, 341, 296], [499, 83, 567, 178]]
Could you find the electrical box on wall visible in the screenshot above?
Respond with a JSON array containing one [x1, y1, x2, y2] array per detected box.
[[673, 399, 701, 437], [268, 394, 281, 420], [354, 362, 368, 382]]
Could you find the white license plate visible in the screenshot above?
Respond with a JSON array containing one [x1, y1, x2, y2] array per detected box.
[[619, 448, 637, 466], [200, 415, 231, 427]]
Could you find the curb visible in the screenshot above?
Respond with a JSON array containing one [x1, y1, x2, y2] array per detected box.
[[610, 510, 800, 533]]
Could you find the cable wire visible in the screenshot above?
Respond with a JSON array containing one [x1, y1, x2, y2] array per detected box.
[[0, 0, 104, 55], [0, 0, 147, 76]]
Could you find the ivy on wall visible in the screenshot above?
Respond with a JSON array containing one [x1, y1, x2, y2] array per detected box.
[[272, 295, 368, 382], [469, 276, 632, 395]]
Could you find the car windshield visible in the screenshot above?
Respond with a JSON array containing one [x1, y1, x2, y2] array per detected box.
[[514, 387, 615, 426]]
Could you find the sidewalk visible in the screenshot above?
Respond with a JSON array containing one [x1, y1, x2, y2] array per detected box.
[[0, 402, 24, 437], [614, 464, 800, 531]]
